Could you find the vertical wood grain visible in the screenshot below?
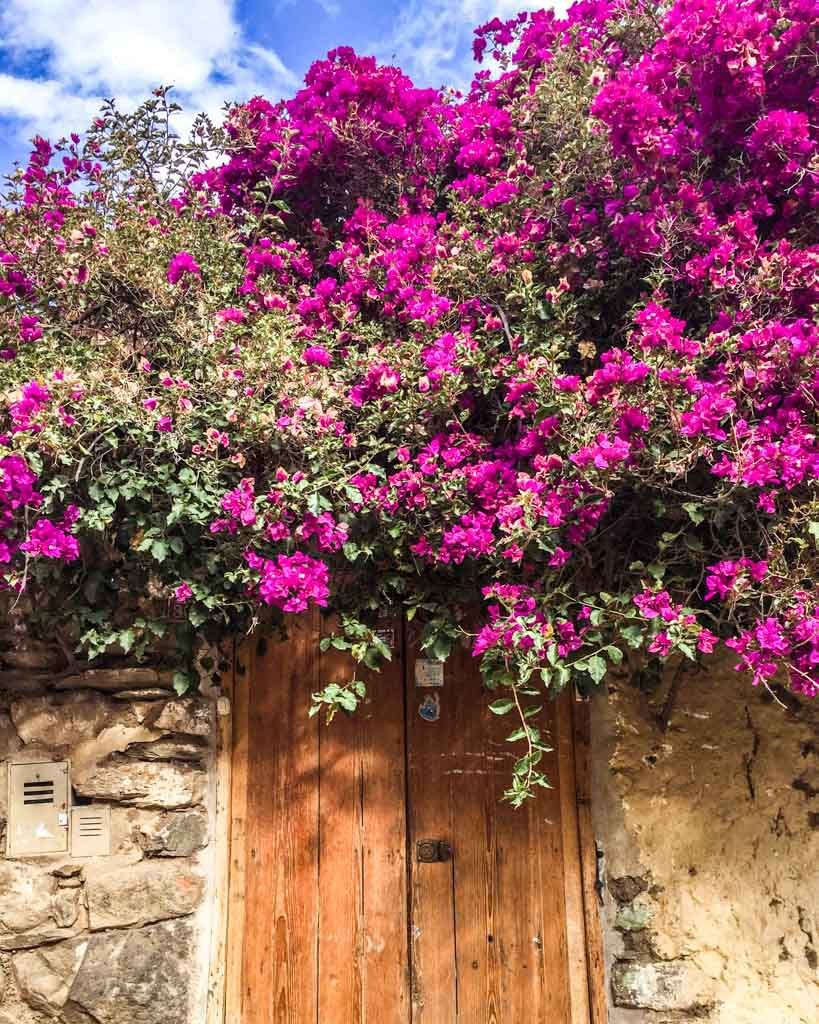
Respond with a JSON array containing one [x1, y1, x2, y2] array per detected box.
[[224, 640, 251, 1024], [573, 697, 608, 1024], [558, 692, 592, 1023], [205, 645, 235, 1024], [488, 698, 554, 1023], [229, 619, 596, 1024], [405, 628, 458, 1023], [449, 639, 501, 1023], [526, 697, 574, 1024], [317, 618, 410, 1022], [243, 614, 320, 1024]]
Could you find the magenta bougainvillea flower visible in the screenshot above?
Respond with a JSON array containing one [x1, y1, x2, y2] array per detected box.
[[167, 251, 201, 285], [1, 0, 818, 750]]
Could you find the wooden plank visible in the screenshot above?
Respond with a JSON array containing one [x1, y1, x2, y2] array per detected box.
[[316, 617, 410, 1022], [449, 640, 502, 1023], [316, 619, 363, 1019], [495, 692, 573, 1019], [206, 644, 235, 1024], [487, 696, 551, 1023], [557, 692, 592, 1023], [243, 613, 320, 1024], [573, 697, 608, 1024], [405, 626, 458, 1023], [407, 632, 588, 1023], [523, 697, 574, 1023], [354, 623, 411, 1023], [224, 640, 251, 1024]]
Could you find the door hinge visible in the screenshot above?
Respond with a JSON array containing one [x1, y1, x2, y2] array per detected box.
[[595, 841, 606, 904]]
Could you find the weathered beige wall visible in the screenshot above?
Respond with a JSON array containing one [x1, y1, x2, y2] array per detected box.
[[591, 654, 819, 1023], [0, 635, 218, 1024]]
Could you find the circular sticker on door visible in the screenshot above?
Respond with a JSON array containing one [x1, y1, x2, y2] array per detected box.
[[418, 693, 440, 722]]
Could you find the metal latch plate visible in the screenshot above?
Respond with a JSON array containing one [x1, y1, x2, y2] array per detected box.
[[416, 839, 452, 863]]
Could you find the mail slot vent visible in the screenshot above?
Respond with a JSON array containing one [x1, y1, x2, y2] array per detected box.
[[71, 806, 111, 857], [77, 813, 104, 836], [23, 779, 56, 805], [7, 761, 70, 857]]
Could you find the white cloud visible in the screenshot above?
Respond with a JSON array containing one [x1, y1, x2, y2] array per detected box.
[[274, 0, 342, 19], [371, 1, 567, 90], [0, 0, 299, 144], [0, 74, 100, 137]]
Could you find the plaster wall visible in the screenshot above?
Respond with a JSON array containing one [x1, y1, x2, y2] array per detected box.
[[591, 655, 819, 1024]]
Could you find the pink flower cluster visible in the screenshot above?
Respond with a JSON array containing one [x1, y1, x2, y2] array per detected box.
[[1, 458, 78, 575], [2, 0, 818, 703], [728, 599, 819, 698], [246, 550, 330, 612]]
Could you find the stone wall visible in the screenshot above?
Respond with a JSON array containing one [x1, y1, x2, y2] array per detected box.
[[591, 654, 819, 1024], [4, 633, 817, 1024], [0, 641, 217, 1024]]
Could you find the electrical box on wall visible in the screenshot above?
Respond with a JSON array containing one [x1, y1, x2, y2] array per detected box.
[[70, 806, 111, 857], [7, 760, 70, 857]]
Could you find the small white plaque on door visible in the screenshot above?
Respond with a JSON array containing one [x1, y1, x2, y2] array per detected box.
[[415, 659, 444, 688]]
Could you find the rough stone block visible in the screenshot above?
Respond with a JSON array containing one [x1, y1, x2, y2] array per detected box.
[[123, 735, 208, 763], [1, 644, 61, 671], [64, 920, 193, 1024], [0, 672, 49, 696], [0, 712, 22, 760], [0, 863, 86, 951], [615, 893, 657, 932], [112, 689, 172, 701], [86, 860, 203, 930], [53, 668, 162, 692], [612, 959, 705, 1011], [51, 889, 81, 930], [149, 698, 213, 737], [135, 811, 209, 857], [12, 938, 87, 1015], [11, 692, 135, 749], [73, 758, 206, 809]]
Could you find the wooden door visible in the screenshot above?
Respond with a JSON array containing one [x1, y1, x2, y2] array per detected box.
[[225, 613, 597, 1023]]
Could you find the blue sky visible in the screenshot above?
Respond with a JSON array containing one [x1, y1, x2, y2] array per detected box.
[[0, 0, 541, 172]]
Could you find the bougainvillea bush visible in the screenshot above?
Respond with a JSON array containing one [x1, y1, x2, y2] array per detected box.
[[1, 0, 817, 799]]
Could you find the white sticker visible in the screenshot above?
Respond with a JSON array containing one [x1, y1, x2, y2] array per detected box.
[[415, 659, 444, 688]]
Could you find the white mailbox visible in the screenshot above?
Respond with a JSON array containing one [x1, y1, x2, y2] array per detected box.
[[7, 761, 70, 857]]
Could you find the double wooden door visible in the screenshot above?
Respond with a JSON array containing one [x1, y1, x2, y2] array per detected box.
[[225, 614, 597, 1023]]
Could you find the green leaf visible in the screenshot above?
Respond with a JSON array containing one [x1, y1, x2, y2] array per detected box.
[[587, 655, 607, 684], [151, 539, 168, 563], [431, 634, 452, 661], [621, 625, 644, 648], [682, 501, 705, 525], [119, 629, 135, 654], [489, 698, 516, 715], [172, 671, 192, 695], [606, 645, 623, 665]]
